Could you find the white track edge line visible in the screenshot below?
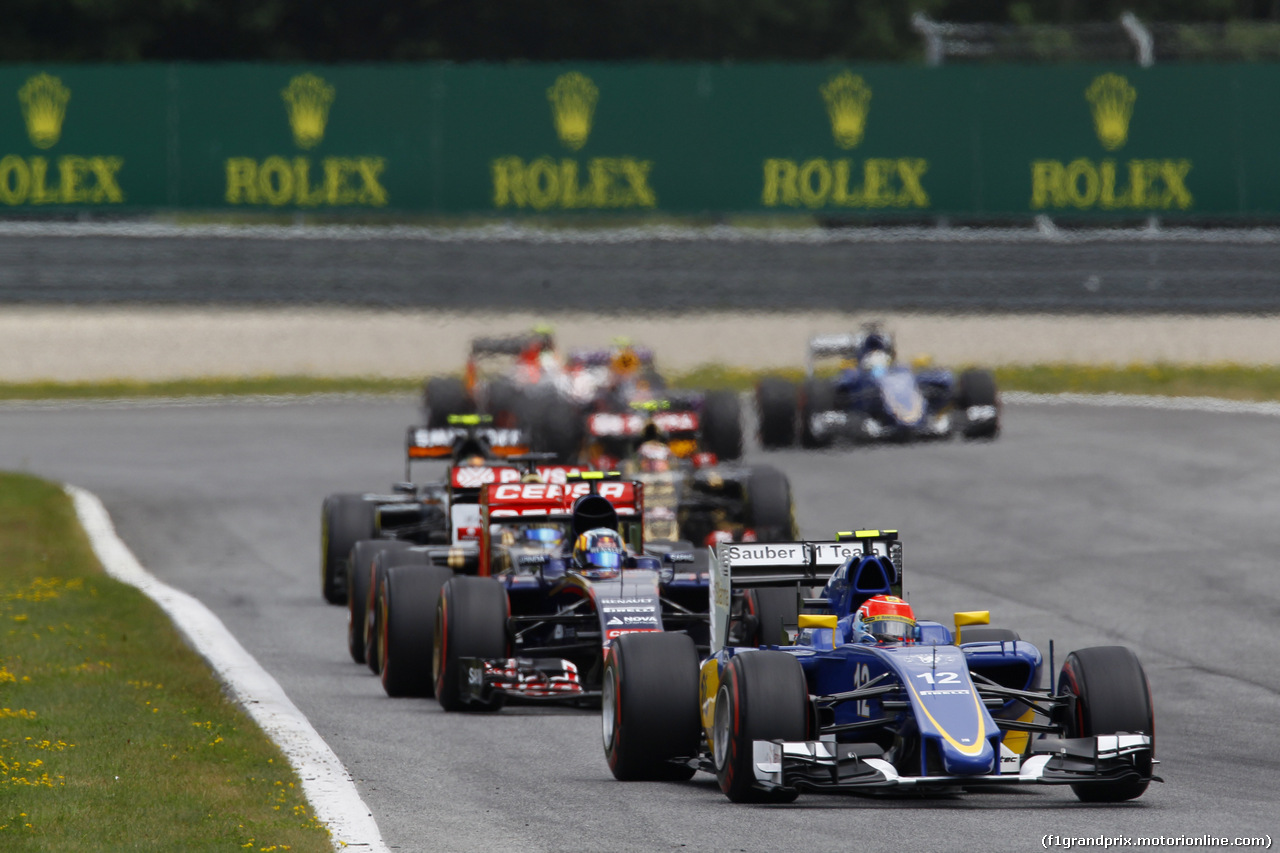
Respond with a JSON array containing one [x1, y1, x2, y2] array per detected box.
[[65, 484, 389, 853], [1004, 391, 1280, 417]]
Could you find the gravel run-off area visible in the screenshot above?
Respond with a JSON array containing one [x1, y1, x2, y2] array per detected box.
[[3, 308, 1278, 382]]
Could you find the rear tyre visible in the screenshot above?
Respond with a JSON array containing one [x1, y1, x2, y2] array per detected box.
[[347, 540, 411, 665], [366, 548, 432, 674], [424, 376, 473, 428], [702, 390, 743, 460], [742, 587, 800, 647], [957, 369, 1000, 440], [434, 576, 509, 712], [535, 401, 583, 464], [713, 651, 807, 803], [320, 494, 374, 605], [755, 378, 798, 449], [745, 465, 797, 542], [799, 379, 836, 449], [380, 564, 455, 698], [1059, 646, 1154, 803], [603, 633, 701, 781]]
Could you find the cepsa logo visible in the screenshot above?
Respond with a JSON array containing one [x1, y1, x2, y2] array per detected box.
[[492, 481, 629, 502]]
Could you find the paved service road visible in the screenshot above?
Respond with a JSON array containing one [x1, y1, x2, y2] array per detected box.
[[1, 396, 1277, 851], [6, 227, 1280, 312]]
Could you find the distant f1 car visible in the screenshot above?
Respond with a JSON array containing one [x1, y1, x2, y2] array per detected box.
[[603, 532, 1158, 804], [424, 334, 744, 464], [756, 326, 1000, 448]]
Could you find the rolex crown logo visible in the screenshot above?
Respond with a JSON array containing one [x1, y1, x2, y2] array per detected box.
[[18, 74, 71, 150], [281, 74, 335, 150], [1085, 73, 1136, 151], [821, 71, 872, 149], [547, 72, 598, 151]]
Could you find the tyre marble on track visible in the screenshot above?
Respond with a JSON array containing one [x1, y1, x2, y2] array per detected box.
[[0, 397, 1276, 851]]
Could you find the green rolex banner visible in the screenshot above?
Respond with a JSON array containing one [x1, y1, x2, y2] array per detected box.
[[0, 62, 1275, 217]]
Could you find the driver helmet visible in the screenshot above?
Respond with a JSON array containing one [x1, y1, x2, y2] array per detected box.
[[573, 527, 625, 570], [855, 595, 917, 644], [637, 439, 672, 473], [463, 454, 487, 467]]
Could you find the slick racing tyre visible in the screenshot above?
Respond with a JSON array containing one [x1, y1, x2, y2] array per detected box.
[[379, 564, 455, 698], [366, 548, 433, 675], [1059, 646, 1154, 803], [745, 465, 797, 542], [702, 390, 744, 461], [799, 378, 836, 449], [533, 400, 584, 464], [434, 576, 509, 712], [320, 493, 375, 605], [957, 369, 1000, 440], [755, 377, 798, 449], [347, 540, 412, 665], [424, 376, 473, 428], [713, 650, 807, 803], [739, 587, 800, 647], [603, 632, 700, 781]]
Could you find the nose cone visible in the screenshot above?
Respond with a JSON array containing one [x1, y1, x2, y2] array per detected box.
[[937, 735, 999, 776]]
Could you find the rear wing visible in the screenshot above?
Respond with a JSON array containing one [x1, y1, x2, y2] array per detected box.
[[709, 530, 903, 654], [470, 335, 537, 358], [404, 421, 530, 472], [586, 409, 699, 439], [805, 334, 860, 375], [481, 479, 641, 518]]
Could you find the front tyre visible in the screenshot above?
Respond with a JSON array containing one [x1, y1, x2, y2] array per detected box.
[[1059, 646, 1154, 803], [702, 390, 744, 461], [957, 368, 1000, 440], [755, 377, 798, 449], [603, 633, 701, 781], [379, 564, 454, 698], [433, 576, 509, 712], [320, 493, 374, 605], [713, 650, 807, 803], [745, 465, 797, 542]]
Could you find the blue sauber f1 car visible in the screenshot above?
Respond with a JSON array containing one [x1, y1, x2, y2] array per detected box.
[[756, 326, 1000, 448], [603, 532, 1158, 803]]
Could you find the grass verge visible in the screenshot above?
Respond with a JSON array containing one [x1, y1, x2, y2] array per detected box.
[[671, 362, 1280, 401], [1, 363, 1280, 403], [0, 376, 419, 401], [0, 473, 332, 852]]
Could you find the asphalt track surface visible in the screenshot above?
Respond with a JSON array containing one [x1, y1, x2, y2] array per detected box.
[[1, 395, 1277, 852], [7, 225, 1280, 312]]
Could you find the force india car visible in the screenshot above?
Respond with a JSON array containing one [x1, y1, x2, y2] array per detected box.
[[756, 327, 1000, 448], [377, 472, 710, 711], [603, 533, 1158, 804]]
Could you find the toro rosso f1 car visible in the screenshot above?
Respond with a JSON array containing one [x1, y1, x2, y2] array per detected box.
[[603, 532, 1158, 803], [756, 325, 1000, 448], [377, 472, 709, 711]]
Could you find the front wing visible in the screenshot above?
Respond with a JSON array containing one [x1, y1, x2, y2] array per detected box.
[[746, 734, 1156, 794], [457, 656, 597, 704]]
